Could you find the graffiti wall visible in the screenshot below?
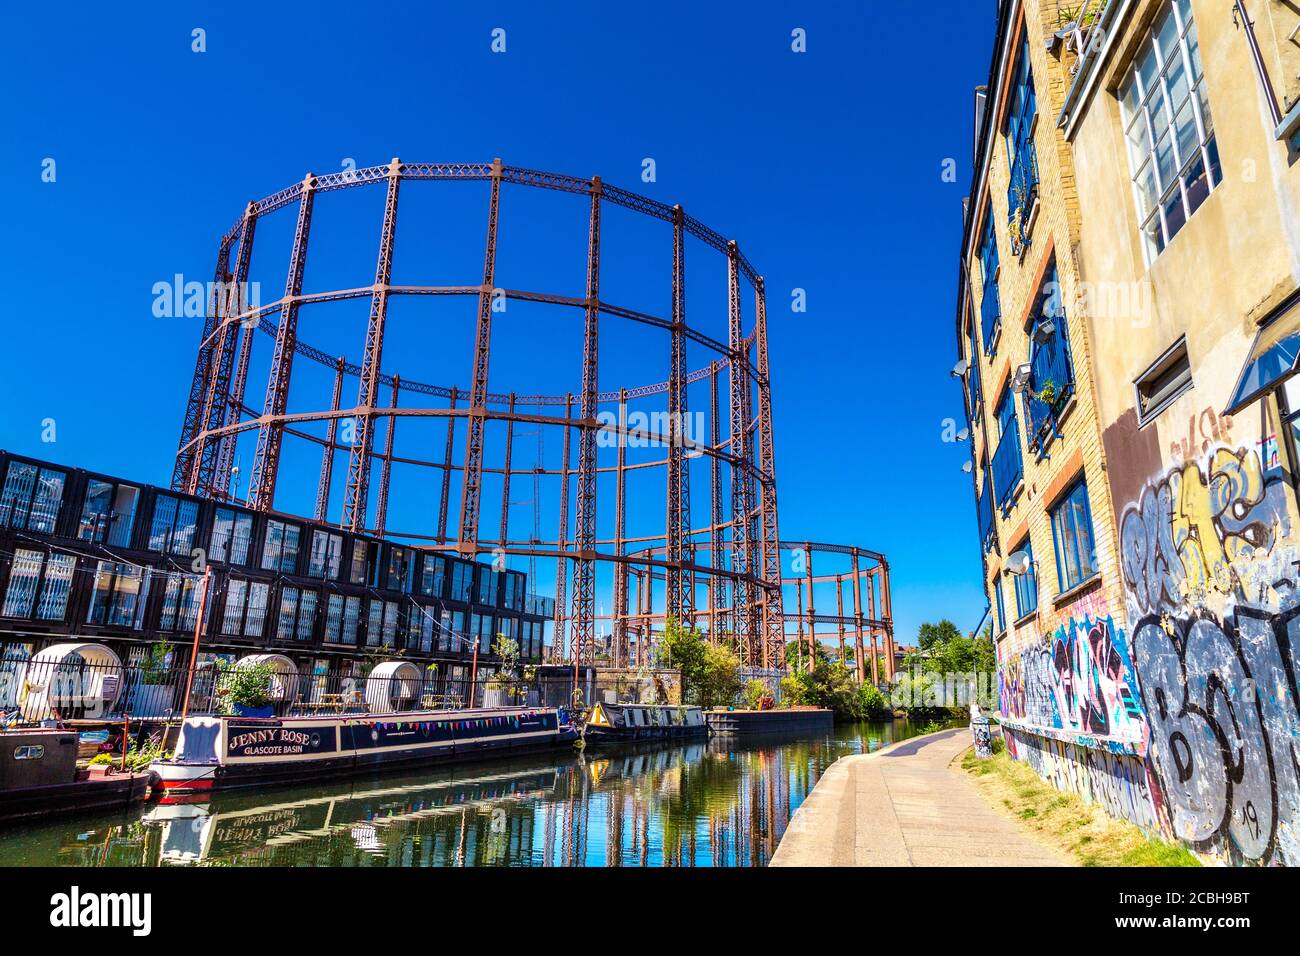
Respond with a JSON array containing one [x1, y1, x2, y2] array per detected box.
[[1118, 442, 1300, 865], [1004, 726, 1159, 832], [998, 614, 1144, 744], [997, 437, 1300, 864]]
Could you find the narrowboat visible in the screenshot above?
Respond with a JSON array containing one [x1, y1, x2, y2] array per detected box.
[[582, 702, 707, 742], [0, 728, 150, 826], [150, 706, 577, 794]]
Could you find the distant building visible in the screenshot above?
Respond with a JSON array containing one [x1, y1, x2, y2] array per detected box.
[[0, 449, 554, 708], [954, 0, 1300, 866]]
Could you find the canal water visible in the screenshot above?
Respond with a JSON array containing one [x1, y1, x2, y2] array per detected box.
[[0, 719, 958, 867]]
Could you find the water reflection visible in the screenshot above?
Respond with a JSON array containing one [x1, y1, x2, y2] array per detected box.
[[0, 719, 948, 868]]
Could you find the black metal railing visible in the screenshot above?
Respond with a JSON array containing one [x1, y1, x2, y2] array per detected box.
[[0, 660, 693, 726]]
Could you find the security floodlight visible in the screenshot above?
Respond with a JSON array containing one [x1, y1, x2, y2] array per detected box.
[[1004, 551, 1032, 576], [951, 358, 970, 378], [1010, 363, 1033, 394], [1033, 319, 1055, 344]]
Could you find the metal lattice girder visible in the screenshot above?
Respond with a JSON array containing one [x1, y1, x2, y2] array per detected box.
[[570, 178, 602, 665], [343, 159, 403, 532], [726, 241, 755, 663], [174, 234, 235, 492], [499, 393, 516, 546], [613, 385, 629, 663], [314, 356, 346, 521], [553, 395, 573, 663], [190, 206, 257, 496], [852, 548, 870, 683], [709, 362, 727, 637], [754, 280, 784, 668], [247, 175, 316, 511], [437, 387, 458, 543], [456, 158, 503, 552], [374, 375, 401, 535], [665, 205, 694, 628]]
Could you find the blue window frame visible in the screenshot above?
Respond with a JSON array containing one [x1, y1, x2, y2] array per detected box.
[[966, 313, 983, 413], [990, 387, 1023, 511], [1025, 259, 1074, 449], [979, 207, 1001, 355], [993, 579, 1006, 635], [1011, 538, 1037, 619], [1005, 31, 1039, 240], [1051, 479, 1098, 591]]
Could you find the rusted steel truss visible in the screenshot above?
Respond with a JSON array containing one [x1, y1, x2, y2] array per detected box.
[[173, 160, 891, 672]]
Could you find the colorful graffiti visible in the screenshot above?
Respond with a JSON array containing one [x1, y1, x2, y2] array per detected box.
[[1004, 726, 1159, 831], [998, 615, 1144, 742], [1119, 446, 1290, 616], [1131, 606, 1300, 865]]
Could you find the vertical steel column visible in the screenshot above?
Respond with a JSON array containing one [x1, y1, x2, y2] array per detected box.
[[880, 559, 896, 680], [804, 546, 816, 669], [570, 178, 601, 666], [437, 387, 458, 543], [665, 205, 693, 627], [709, 362, 727, 636], [247, 175, 316, 511], [553, 394, 573, 663], [175, 232, 235, 491], [754, 279, 784, 669], [726, 242, 754, 664], [794, 578, 804, 671], [456, 157, 503, 553], [868, 568, 880, 683], [613, 387, 629, 666], [852, 548, 869, 684], [499, 393, 516, 548], [342, 158, 403, 532], [194, 205, 258, 497], [212, 217, 262, 500], [314, 356, 347, 522], [374, 375, 401, 536], [836, 576, 846, 664]]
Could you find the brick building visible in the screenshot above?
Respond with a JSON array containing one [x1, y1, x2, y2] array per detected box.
[[955, 0, 1300, 864]]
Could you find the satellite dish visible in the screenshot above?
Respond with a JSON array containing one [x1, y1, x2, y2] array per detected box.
[[1004, 551, 1032, 576], [951, 358, 970, 378]]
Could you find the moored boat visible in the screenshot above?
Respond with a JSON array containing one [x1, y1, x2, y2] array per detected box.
[[150, 707, 577, 794], [582, 702, 707, 743], [0, 729, 150, 826]]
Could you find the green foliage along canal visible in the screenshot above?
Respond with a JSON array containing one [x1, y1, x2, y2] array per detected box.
[[0, 719, 958, 867]]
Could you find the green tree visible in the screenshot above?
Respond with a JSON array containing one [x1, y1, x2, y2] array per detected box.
[[780, 659, 892, 722], [659, 618, 743, 708]]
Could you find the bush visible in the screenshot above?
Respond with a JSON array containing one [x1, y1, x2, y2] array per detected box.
[[216, 659, 276, 713], [781, 661, 893, 722], [659, 619, 743, 708]]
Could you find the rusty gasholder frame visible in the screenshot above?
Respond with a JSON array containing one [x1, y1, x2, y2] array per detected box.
[[172, 159, 892, 672]]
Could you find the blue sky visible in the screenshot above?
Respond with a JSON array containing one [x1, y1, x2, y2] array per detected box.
[[0, 1, 996, 648]]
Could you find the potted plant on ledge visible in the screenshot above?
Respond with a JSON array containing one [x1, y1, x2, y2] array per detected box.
[[216, 659, 277, 718]]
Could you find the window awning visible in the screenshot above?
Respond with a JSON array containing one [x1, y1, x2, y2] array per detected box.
[[1225, 289, 1300, 416]]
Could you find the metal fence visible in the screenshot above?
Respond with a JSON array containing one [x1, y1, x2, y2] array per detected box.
[[0, 659, 589, 725]]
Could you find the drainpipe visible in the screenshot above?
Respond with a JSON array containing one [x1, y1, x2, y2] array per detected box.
[[1234, 0, 1283, 129]]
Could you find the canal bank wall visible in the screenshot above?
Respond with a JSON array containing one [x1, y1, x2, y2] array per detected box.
[[705, 708, 833, 737], [769, 727, 1068, 867]]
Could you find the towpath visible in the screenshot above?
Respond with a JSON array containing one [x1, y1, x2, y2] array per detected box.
[[769, 727, 1070, 867]]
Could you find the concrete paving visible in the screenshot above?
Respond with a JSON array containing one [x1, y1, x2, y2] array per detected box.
[[770, 727, 1071, 867]]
